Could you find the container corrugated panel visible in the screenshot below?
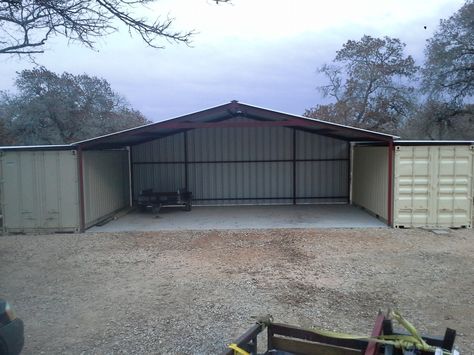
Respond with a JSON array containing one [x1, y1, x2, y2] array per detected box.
[[393, 145, 473, 228], [1, 150, 80, 233], [352, 146, 388, 221], [83, 150, 130, 228]]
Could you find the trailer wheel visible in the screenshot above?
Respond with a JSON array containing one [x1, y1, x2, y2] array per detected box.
[[185, 203, 192, 212], [152, 204, 161, 215]]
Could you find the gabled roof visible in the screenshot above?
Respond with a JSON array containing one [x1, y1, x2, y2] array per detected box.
[[74, 100, 397, 150]]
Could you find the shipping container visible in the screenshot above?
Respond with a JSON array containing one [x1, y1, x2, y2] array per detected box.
[[393, 145, 473, 228], [0, 148, 131, 234], [0, 149, 80, 233]]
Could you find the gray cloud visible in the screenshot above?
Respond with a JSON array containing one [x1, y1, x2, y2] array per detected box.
[[0, 0, 464, 121]]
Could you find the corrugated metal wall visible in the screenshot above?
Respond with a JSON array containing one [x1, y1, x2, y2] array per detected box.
[[295, 131, 349, 203], [393, 145, 473, 228], [187, 126, 294, 204], [132, 126, 349, 205], [82, 150, 130, 228], [352, 146, 389, 221], [132, 134, 186, 196], [0, 150, 80, 233]]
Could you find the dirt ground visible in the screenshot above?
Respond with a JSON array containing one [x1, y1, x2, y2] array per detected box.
[[1, 228, 473, 354]]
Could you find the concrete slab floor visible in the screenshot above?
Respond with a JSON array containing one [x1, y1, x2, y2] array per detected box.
[[87, 204, 387, 232]]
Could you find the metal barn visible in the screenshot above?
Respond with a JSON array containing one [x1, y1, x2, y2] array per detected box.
[[1, 101, 472, 233]]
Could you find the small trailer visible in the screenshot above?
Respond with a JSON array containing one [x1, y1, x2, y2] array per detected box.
[[223, 312, 458, 355], [137, 188, 192, 214]]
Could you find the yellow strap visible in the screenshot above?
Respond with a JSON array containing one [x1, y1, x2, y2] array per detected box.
[[228, 343, 250, 355], [228, 311, 453, 355], [390, 310, 430, 349], [306, 310, 455, 355], [306, 328, 452, 354]]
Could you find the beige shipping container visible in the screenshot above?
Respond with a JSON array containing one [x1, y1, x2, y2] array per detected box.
[[0, 149, 80, 233], [1, 148, 131, 234], [351, 145, 389, 222], [393, 145, 473, 228]]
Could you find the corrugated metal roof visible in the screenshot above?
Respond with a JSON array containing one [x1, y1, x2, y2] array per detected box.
[[73, 100, 398, 149], [0, 101, 401, 151]]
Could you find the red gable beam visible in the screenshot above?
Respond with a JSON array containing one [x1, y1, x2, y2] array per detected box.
[[157, 118, 318, 129]]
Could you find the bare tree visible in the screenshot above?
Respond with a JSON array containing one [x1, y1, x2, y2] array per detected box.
[[0, 0, 230, 55]]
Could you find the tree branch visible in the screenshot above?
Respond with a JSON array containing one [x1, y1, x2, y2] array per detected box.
[[0, 0, 197, 55]]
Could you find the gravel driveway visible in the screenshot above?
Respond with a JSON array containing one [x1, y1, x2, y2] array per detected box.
[[1, 228, 473, 354]]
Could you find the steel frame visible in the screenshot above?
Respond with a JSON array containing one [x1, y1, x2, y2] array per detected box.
[[223, 313, 457, 355]]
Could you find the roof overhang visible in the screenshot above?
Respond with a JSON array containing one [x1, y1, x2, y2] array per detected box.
[[73, 101, 398, 150], [0, 144, 74, 151], [394, 140, 474, 146]]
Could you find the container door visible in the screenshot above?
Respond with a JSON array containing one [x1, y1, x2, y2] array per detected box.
[[1, 150, 80, 233], [394, 145, 472, 228], [436, 146, 472, 228], [472, 145, 474, 227]]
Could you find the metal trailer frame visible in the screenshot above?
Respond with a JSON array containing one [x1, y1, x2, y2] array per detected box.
[[137, 188, 192, 214], [222, 313, 457, 355]]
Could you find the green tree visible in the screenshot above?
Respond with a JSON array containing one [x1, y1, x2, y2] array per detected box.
[[422, 0, 474, 102], [0, 67, 151, 145], [305, 35, 418, 133]]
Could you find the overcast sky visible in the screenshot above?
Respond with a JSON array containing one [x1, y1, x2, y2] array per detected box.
[[0, 0, 466, 122]]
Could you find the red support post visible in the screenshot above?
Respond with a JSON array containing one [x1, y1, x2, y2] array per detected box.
[[77, 147, 86, 232], [364, 312, 385, 355], [387, 141, 394, 227]]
